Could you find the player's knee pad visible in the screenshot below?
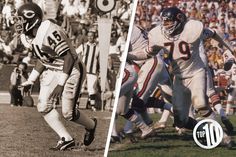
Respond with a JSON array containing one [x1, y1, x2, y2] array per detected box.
[[196, 106, 213, 117], [131, 96, 146, 113], [192, 96, 206, 109], [37, 100, 54, 115], [122, 109, 135, 120], [62, 110, 74, 121]]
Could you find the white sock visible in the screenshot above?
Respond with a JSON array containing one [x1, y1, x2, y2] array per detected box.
[[44, 109, 72, 141], [159, 109, 170, 123], [214, 103, 226, 118], [226, 103, 232, 115], [111, 121, 118, 136], [123, 120, 133, 134]]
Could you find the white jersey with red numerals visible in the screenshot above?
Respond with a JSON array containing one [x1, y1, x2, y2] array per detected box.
[[31, 20, 80, 70], [226, 63, 236, 88], [148, 20, 215, 79]]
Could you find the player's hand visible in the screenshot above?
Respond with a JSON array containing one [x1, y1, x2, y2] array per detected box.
[[49, 85, 64, 100]]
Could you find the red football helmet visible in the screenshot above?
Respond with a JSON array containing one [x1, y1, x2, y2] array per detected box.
[[14, 3, 43, 36]]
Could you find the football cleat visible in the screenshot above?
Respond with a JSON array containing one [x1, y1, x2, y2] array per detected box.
[[221, 117, 234, 134], [84, 118, 97, 146], [153, 121, 166, 130], [50, 137, 75, 151], [110, 136, 122, 143], [222, 134, 235, 149], [141, 126, 153, 139]]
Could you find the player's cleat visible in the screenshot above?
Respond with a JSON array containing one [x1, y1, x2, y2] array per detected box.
[[153, 121, 166, 130], [222, 134, 235, 149], [221, 117, 234, 134], [50, 137, 75, 151], [175, 127, 186, 136], [141, 126, 153, 139], [126, 133, 138, 143], [110, 136, 121, 143], [84, 118, 97, 146]]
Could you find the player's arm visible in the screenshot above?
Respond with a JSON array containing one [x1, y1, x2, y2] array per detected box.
[[204, 28, 234, 54], [127, 45, 164, 60]]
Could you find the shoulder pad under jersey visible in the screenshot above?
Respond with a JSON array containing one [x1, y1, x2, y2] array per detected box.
[[32, 20, 51, 48], [148, 25, 163, 46], [180, 20, 203, 43]]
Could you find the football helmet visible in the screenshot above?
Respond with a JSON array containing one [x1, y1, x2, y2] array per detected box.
[[160, 7, 187, 38], [14, 3, 43, 36]]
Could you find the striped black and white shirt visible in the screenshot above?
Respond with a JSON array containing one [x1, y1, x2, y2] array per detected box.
[[76, 42, 99, 74]]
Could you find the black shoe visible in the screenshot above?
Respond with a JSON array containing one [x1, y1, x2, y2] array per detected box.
[[110, 136, 121, 143], [84, 118, 97, 146], [221, 117, 234, 134], [50, 137, 75, 151]]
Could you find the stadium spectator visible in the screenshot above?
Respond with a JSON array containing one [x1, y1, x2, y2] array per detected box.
[[9, 62, 28, 107], [22, 51, 34, 66]]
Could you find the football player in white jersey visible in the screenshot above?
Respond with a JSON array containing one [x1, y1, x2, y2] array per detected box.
[[225, 60, 236, 116], [147, 7, 235, 135], [199, 44, 234, 133], [111, 25, 154, 142], [15, 3, 97, 150]]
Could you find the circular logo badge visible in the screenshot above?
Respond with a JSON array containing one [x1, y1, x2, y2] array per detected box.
[[193, 119, 223, 149]]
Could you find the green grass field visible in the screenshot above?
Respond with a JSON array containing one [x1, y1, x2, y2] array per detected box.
[[108, 113, 236, 157], [0, 104, 111, 157]]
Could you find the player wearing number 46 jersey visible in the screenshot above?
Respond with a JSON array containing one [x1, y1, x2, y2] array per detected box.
[[147, 7, 235, 135], [15, 3, 97, 150]]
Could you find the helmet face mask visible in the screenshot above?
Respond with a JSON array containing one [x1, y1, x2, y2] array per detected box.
[[161, 17, 178, 36], [13, 16, 25, 34], [160, 7, 187, 39], [14, 3, 43, 36]]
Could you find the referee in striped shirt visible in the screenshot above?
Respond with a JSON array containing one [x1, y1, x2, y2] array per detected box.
[[76, 31, 99, 111]]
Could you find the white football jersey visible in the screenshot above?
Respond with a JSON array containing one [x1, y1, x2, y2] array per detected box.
[[128, 25, 149, 65], [226, 63, 236, 88], [129, 25, 148, 51], [148, 20, 215, 78], [31, 20, 79, 70]]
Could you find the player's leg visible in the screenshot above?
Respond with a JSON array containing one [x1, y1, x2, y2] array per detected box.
[[226, 88, 236, 115], [37, 70, 74, 150], [86, 73, 97, 111], [173, 76, 195, 130], [206, 67, 233, 132], [133, 56, 164, 125], [61, 66, 96, 146], [118, 65, 152, 139], [110, 114, 122, 143]]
